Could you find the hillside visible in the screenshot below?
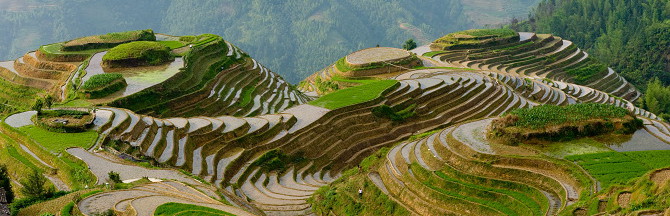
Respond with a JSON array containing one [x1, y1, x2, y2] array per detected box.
[[0, 28, 668, 216], [0, 0, 544, 83]]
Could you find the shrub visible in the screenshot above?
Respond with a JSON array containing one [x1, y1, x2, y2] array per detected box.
[[60, 202, 74, 216], [107, 171, 121, 183], [20, 169, 54, 199], [371, 104, 416, 122]]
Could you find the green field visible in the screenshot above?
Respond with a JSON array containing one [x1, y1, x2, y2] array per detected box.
[[158, 41, 186, 49], [154, 203, 236, 216], [103, 41, 173, 65], [504, 103, 631, 129], [413, 66, 475, 70], [309, 80, 398, 109], [81, 73, 124, 90], [17, 125, 98, 153], [566, 150, 670, 186]]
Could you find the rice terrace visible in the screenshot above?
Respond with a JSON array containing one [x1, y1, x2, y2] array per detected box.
[[0, 9, 669, 216]]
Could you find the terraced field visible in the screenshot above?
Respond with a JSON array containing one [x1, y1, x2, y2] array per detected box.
[[3, 29, 669, 216], [427, 32, 641, 102]]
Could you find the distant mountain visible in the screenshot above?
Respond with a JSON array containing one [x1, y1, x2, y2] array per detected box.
[[0, 0, 539, 82]]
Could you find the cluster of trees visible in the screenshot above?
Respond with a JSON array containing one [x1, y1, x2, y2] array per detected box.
[[641, 79, 670, 121]]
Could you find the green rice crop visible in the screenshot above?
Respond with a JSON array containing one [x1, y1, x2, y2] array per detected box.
[[81, 73, 124, 90], [505, 103, 630, 129], [566, 150, 670, 186], [154, 202, 235, 216], [309, 80, 398, 109]]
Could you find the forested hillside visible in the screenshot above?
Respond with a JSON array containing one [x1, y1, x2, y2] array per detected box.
[[511, 0, 670, 124], [511, 0, 670, 88], [0, 0, 540, 83]]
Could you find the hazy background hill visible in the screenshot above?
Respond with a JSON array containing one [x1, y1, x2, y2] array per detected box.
[[0, 0, 540, 82]]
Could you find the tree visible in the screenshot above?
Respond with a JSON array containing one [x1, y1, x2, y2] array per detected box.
[[43, 95, 53, 109], [403, 39, 417, 50], [0, 164, 14, 203], [19, 169, 54, 199], [107, 171, 121, 184], [643, 78, 670, 115], [31, 97, 44, 113]]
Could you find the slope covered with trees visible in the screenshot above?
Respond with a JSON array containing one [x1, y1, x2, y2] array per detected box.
[[511, 0, 670, 88]]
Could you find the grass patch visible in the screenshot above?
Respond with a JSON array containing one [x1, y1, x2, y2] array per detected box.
[[422, 51, 445, 57], [17, 125, 98, 153], [238, 86, 255, 107], [103, 41, 174, 67], [529, 137, 613, 158], [566, 150, 670, 186], [63, 29, 155, 51], [154, 202, 236, 216], [309, 80, 398, 109], [158, 41, 186, 49], [81, 74, 124, 90], [412, 66, 474, 70], [331, 75, 380, 84], [501, 103, 631, 130], [6, 145, 41, 172], [567, 63, 607, 85]]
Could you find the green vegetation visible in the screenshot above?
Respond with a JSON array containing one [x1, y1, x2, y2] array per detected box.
[[566, 150, 670, 186], [502, 104, 631, 130], [403, 38, 417, 50], [81, 74, 124, 90], [7, 145, 41, 171], [566, 62, 607, 85], [335, 55, 419, 72], [433, 29, 519, 50], [80, 73, 127, 99], [20, 169, 55, 199], [412, 66, 474, 70], [309, 80, 398, 109], [37, 43, 106, 62], [411, 163, 536, 216], [309, 147, 410, 216], [63, 29, 155, 51], [157, 40, 186, 49], [251, 149, 305, 174], [640, 78, 670, 122], [238, 86, 256, 107], [511, 0, 670, 89], [103, 41, 174, 67], [372, 104, 416, 122], [154, 202, 236, 216], [0, 77, 43, 115], [331, 75, 380, 85], [422, 51, 445, 57], [17, 125, 98, 153], [491, 104, 641, 143], [0, 164, 14, 203]]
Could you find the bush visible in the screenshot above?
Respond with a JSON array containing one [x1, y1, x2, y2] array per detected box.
[[371, 104, 416, 122], [107, 171, 121, 183], [179, 36, 196, 43], [60, 202, 74, 216]]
